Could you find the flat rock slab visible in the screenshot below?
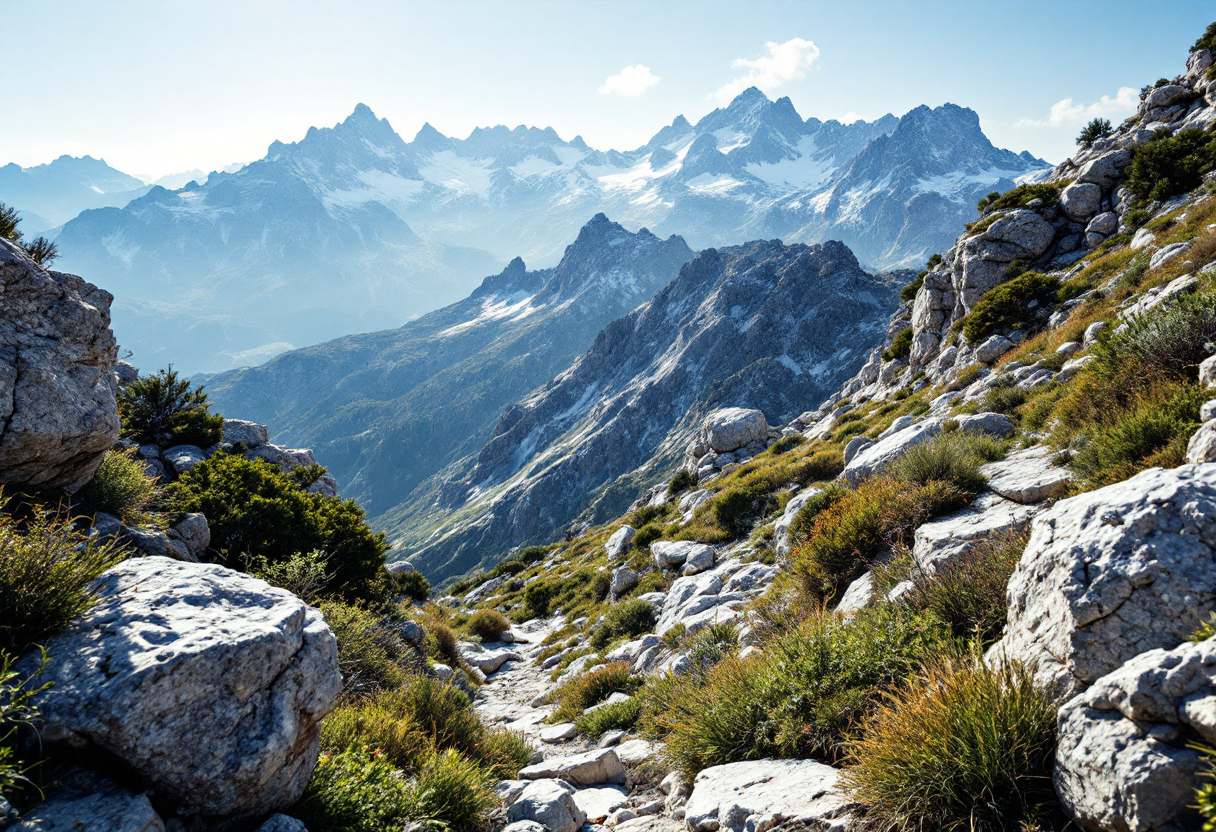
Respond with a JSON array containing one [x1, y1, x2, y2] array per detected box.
[[573, 785, 628, 823], [540, 722, 580, 743], [912, 491, 1040, 573], [14, 783, 163, 832], [684, 759, 853, 832], [614, 738, 658, 767], [979, 445, 1073, 504], [841, 418, 941, 485], [520, 747, 626, 787]]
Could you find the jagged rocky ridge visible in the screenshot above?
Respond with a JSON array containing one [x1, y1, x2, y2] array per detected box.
[[393, 239, 899, 581], [204, 215, 693, 520], [50, 91, 1046, 372]]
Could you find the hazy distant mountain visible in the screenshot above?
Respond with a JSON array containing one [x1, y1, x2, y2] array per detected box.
[[0, 155, 149, 232], [383, 238, 900, 581], [204, 214, 693, 526], [52, 92, 1047, 373]]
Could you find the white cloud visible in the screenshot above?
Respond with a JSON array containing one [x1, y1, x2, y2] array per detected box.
[[713, 38, 821, 103], [1015, 87, 1140, 128], [599, 64, 661, 98]]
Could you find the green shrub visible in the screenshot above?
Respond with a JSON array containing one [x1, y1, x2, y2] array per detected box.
[[646, 606, 945, 775], [667, 469, 697, 497], [171, 454, 389, 604], [1196, 744, 1216, 830], [466, 609, 510, 642], [963, 271, 1061, 344], [417, 605, 462, 669], [248, 549, 332, 603], [1195, 21, 1216, 52], [684, 622, 738, 670], [0, 504, 123, 656], [982, 380, 1028, 415], [394, 569, 431, 602], [0, 650, 49, 801], [592, 570, 612, 602], [590, 599, 657, 650], [846, 657, 1058, 832], [977, 183, 1063, 216], [905, 530, 1028, 646], [118, 367, 224, 448], [882, 327, 913, 362], [575, 696, 643, 740], [1097, 291, 1216, 380], [550, 661, 642, 723], [21, 236, 58, 267], [523, 580, 557, 619], [712, 485, 781, 540], [791, 477, 968, 604], [632, 523, 665, 551], [766, 434, 805, 455], [409, 748, 494, 832], [791, 449, 845, 482], [1126, 128, 1216, 202], [890, 431, 1004, 495], [291, 463, 329, 490], [1069, 382, 1204, 489], [294, 748, 415, 832], [786, 483, 849, 548], [899, 272, 926, 304], [1077, 117, 1113, 148], [79, 448, 157, 523], [318, 601, 414, 697]]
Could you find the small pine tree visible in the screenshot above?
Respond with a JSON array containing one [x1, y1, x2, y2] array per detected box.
[[22, 237, 58, 267], [0, 203, 21, 244], [118, 366, 224, 447], [1077, 118, 1113, 148]]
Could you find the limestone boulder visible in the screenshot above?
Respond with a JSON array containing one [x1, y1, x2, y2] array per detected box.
[[506, 779, 587, 832], [14, 782, 163, 832], [979, 445, 1073, 504], [993, 465, 1216, 702], [683, 759, 854, 832], [841, 418, 941, 485], [774, 485, 820, 556], [652, 540, 711, 570], [222, 418, 269, 448], [702, 408, 769, 454], [519, 748, 627, 786], [0, 239, 119, 493], [1055, 637, 1216, 832], [162, 444, 207, 474], [605, 525, 637, 561], [1060, 182, 1102, 222], [610, 567, 640, 599], [21, 557, 341, 816]]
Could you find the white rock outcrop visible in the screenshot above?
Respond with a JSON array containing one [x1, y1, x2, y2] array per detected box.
[[1056, 637, 1216, 832], [506, 779, 588, 832], [519, 748, 627, 786], [993, 465, 1216, 702], [23, 557, 341, 816], [0, 239, 119, 493], [683, 759, 853, 832]]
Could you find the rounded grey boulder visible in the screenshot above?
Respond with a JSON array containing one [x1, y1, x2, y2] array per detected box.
[[22, 557, 341, 817]]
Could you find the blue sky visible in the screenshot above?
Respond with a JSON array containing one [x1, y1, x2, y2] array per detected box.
[[1, 0, 1212, 179]]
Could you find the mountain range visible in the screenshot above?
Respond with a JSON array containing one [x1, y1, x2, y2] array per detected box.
[[204, 214, 693, 521], [34, 90, 1047, 374], [0, 155, 150, 233]]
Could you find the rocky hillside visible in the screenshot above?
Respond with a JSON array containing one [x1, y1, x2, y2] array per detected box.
[[204, 215, 693, 519], [425, 24, 1216, 832], [50, 91, 1045, 373], [391, 239, 899, 582]]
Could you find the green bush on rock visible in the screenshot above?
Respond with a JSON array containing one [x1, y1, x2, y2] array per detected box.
[[79, 448, 157, 523], [118, 367, 224, 449], [171, 454, 389, 604]]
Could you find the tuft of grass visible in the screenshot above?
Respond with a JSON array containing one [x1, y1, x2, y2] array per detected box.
[[409, 748, 495, 832], [0, 650, 50, 802], [643, 605, 946, 776], [318, 601, 417, 698], [550, 661, 642, 723], [790, 477, 969, 605], [248, 549, 332, 603], [683, 622, 739, 670], [1095, 291, 1216, 380], [79, 449, 157, 523], [465, 609, 510, 642], [590, 599, 656, 650], [0, 503, 124, 656], [890, 431, 1005, 495], [575, 696, 642, 740], [667, 469, 697, 497], [904, 530, 1029, 647], [845, 656, 1058, 832], [294, 748, 416, 832]]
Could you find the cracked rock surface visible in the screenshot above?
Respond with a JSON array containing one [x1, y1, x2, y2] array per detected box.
[[21, 557, 341, 817], [0, 238, 119, 492], [992, 464, 1216, 703]]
